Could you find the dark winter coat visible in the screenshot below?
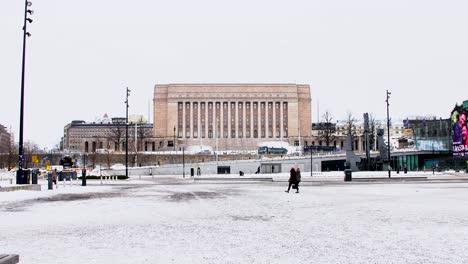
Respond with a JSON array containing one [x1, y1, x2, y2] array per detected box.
[[296, 170, 301, 183], [289, 168, 297, 184]]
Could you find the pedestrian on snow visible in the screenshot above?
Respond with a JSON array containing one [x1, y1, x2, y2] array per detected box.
[[52, 169, 57, 187], [295, 167, 301, 193], [285, 167, 297, 193]]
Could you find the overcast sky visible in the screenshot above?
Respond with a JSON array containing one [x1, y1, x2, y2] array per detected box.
[[1, 0, 467, 149]]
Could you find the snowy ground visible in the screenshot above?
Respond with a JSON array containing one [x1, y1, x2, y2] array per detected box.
[[1, 179, 468, 264]]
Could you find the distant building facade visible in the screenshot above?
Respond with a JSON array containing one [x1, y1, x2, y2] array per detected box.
[[63, 115, 155, 153], [153, 84, 312, 151], [0, 125, 12, 153]]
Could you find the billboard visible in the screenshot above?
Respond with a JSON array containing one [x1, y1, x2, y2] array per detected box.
[[451, 100, 468, 157]]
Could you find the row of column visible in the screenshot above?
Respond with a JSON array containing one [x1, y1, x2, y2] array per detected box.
[[177, 101, 289, 139]]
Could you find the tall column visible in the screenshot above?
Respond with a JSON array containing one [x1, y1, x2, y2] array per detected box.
[[257, 101, 261, 138], [182, 101, 186, 139], [272, 102, 276, 138], [234, 101, 238, 138], [279, 101, 283, 139], [189, 101, 193, 139], [250, 101, 254, 138], [204, 101, 208, 139], [266, 101, 269, 138], [243, 101, 247, 138], [228, 101, 232, 138], [215, 102, 224, 138]]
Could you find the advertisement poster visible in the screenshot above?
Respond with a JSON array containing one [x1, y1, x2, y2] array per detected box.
[[451, 100, 468, 157]]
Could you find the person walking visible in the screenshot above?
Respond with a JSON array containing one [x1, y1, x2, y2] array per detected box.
[[295, 167, 301, 193], [285, 167, 297, 193], [52, 169, 57, 188]]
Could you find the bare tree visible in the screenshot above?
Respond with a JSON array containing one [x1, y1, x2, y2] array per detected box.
[[317, 110, 337, 146], [7, 140, 17, 170], [24, 141, 39, 168], [345, 111, 357, 136], [343, 111, 358, 151], [136, 123, 153, 152], [369, 113, 381, 151], [108, 125, 125, 152]]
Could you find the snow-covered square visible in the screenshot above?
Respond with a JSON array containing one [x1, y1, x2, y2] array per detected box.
[[1, 179, 468, 263]]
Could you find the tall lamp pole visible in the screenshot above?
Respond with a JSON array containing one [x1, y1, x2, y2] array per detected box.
[[125, 87, 131, 178], [386, 90, 391, 178], [173, 126, 176, 151], [17, 0, 34, 178]]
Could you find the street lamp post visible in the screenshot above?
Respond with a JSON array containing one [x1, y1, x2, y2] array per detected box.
[[17, 0, 34, 183], [82, 153, 87, 186], [386, 90, 391, 178], [125, 87, 130, 178], [173, 126, 176, 151]]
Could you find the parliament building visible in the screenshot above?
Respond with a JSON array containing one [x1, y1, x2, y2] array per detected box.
[[153, 84, 312, 151]]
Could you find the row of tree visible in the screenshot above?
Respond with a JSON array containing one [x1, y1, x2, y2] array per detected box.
[[316, 110, 382, 150]]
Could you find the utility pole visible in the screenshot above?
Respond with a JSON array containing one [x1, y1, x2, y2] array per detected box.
[[125, 87, 130, 178], [386, 90, 391, 178], [17, 0, 34, 183]]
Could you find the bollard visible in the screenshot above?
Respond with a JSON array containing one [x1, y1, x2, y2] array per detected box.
[[82, 169, 87, 186], [47, 173, 53, 190]]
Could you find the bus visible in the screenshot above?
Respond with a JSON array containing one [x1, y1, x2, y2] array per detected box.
[[258, 146, 288, 155]]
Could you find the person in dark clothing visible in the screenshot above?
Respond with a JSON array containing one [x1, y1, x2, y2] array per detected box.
[[52, 169, 58, 188], [295, 167, 301, 193], [285, 167, 297, 193], [255, 166, 260, 174]]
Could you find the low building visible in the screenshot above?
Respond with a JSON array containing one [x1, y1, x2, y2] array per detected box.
[[0, 125, 12, 153], [63, 115, 155, 153]]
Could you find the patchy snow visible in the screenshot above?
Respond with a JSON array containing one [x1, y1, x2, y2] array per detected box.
[[1, 180, 468, 263]]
